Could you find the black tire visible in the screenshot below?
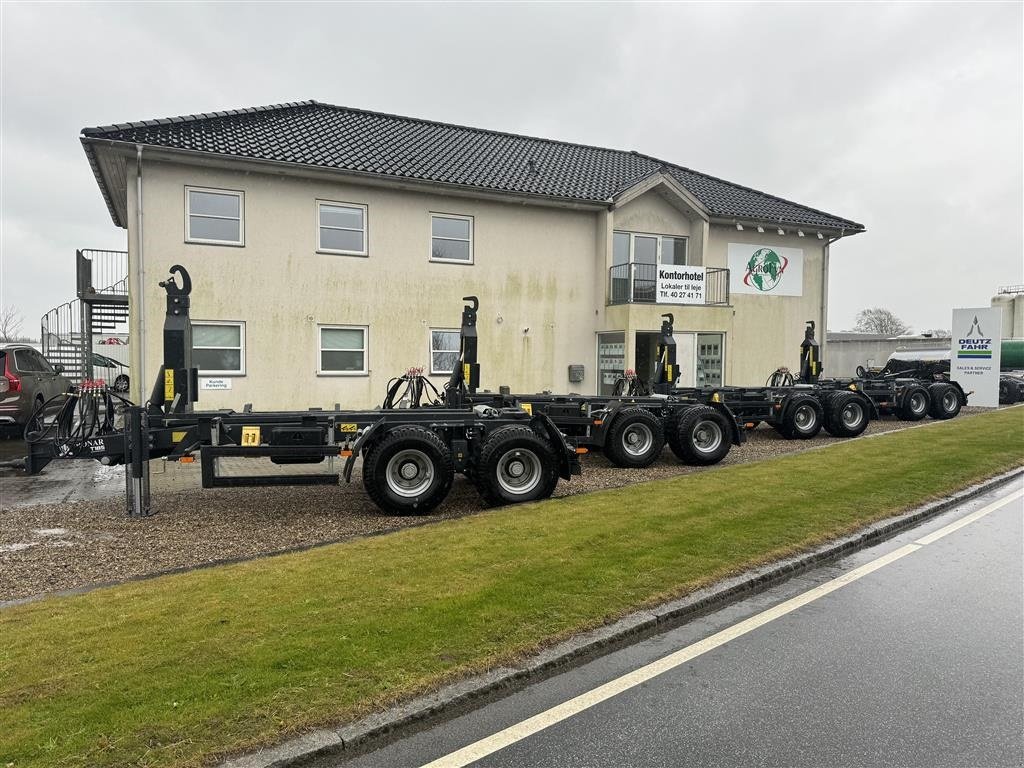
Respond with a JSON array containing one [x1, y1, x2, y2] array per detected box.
[[780, 396, 824, 439], [897, 385, 930, 421], [474, 425, 559, 507], [604, 407, 665, 468], [362, 426, 454, 515], [822, 392, 869, 438], [668, 405, 731, 465], [928, 382, 962, 420], [998, 378, 1021, 405]]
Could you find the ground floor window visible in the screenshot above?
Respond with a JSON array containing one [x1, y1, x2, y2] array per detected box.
[[192, 321, 245, 375], [318, 325, 367, 375], [430, 329, 461, 375], [597, 331, 626, 396], [696, 332, 724, 387]]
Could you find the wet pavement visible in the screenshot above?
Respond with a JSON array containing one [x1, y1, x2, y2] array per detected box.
[[340, 481, 1024, 768]]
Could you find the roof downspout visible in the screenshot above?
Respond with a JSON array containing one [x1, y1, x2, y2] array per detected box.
[[135, 144, 146, 403], [821, 229, 845, 362]]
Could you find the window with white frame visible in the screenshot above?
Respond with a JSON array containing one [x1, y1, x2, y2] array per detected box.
[[430, 213, 473, 263], [430, 329, 461, 375], [317, 201, 367, 255], [192, 322, 245, 375], [186, 187, 244, 245], [613, 231, 688, 266], [318, 325, 367, 375]]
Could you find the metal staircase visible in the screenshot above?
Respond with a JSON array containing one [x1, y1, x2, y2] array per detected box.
[[41, 249, 129, 384]]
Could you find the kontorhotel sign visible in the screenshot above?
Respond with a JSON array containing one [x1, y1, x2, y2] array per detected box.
[[727, 243, 804, 296], [656, 266, 705, 304], [951, 307, 1002, 407]]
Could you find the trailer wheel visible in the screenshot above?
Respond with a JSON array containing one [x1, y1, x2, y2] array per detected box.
[[823, 392, 869, 438], [898, 385, 930, 421], [474, 426, 558, 507], [362, 427, 454, 515], [999, 378, 1021, 405], [927, 383, 961, 420], [605, 408, 665, 468], [781, 396, 824, 439], [669, 406, 731, 465]]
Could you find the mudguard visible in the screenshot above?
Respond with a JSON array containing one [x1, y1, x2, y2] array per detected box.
[[707, 400, 746, 446], [531, 413, 581, 479], [343, 418, 384, 483]]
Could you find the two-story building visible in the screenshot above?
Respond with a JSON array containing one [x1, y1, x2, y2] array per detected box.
[[80, 100, 864, 409]]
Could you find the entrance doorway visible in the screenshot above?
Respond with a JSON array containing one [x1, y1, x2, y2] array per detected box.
[[696, 332, 724, 386]]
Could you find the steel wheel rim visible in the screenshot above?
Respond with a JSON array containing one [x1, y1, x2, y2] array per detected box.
[[693, 419, 724, 454], [942, 391, 958, 412], [910, 392, 927, 414], [496, 449, 542, 495], [841, 402, 864, 429], [386, 448, 435, 498], [622, 423, 654, 457], [794, 404, 816, 432]]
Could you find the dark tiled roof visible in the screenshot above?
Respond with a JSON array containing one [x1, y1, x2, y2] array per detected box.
[[82, 100, 864, 232]]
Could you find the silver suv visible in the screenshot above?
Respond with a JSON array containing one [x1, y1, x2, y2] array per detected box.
[[0, 345, 71, 433]]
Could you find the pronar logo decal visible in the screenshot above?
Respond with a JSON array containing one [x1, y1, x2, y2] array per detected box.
[[957, 315, 992, 359], [743, 248, 789, 292]]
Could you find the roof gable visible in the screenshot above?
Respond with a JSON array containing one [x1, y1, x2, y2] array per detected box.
[[82, 100, 864, 233]]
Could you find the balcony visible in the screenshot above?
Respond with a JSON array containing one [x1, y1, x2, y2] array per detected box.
[[608, 263, 730, 306]]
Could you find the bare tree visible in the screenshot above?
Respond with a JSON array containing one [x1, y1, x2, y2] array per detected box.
[[0, 305, 23, 342], [853, 307, 911, 336]]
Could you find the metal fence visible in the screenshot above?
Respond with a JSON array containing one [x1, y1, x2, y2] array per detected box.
[[608, 264, 730, 306]]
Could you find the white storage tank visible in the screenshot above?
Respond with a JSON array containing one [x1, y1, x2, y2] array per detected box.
[[992, 294, 1014, 338], [1015, 294, 1024, 339]]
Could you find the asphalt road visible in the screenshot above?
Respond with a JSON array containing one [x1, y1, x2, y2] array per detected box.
[[340, 480, 1024, 768]]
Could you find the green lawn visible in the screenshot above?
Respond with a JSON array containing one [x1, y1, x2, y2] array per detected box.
[[2, 408, 1022, 768]]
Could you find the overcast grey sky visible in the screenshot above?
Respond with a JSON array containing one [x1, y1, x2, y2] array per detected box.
[[2, 1, 1021, 338]]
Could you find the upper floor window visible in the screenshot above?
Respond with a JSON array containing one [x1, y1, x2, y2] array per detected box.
[[186, 187, 244, 246], [318, 325, 368, 375], [192, 321, 245, 375], [430, 329, 461, 375], [613, 231, 688, 266], [318, 201, 367, 256], [430, 213, 473, 264]]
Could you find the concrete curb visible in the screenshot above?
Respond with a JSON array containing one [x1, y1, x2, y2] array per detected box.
[[219, 466, 1024, 768]]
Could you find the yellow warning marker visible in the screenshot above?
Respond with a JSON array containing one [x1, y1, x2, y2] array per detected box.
[[241, 426, 261, 446]]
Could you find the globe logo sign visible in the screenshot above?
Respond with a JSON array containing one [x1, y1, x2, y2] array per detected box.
[[743, 248, 789, 292]]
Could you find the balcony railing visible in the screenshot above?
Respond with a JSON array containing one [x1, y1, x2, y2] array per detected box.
[[608, 263, 730, 306], [77, 248, 128, 299]]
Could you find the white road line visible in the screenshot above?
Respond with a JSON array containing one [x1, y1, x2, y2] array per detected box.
[[420, 488, 1022, 768], [914, 487, 1023, 546]]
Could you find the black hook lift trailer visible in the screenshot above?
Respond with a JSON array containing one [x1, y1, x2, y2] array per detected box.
[[382, 301, 745, 469], [25, 265, 580, 516], [667, 319, 966, 438]]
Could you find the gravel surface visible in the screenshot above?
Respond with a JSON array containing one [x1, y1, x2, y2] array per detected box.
[[0, 410, 999, 602]]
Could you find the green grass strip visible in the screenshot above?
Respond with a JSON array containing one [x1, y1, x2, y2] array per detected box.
[[2, 408, 1022, 767]]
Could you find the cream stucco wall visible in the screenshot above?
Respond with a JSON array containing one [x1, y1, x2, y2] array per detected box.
[[130, 160, 602, 410], [124, 158, 833, 408]]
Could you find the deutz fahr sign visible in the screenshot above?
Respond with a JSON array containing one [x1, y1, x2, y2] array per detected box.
[[951, 307, 1002, 407]]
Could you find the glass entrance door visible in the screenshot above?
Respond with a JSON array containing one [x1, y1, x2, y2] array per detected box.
[[696, 333, 724, 387]]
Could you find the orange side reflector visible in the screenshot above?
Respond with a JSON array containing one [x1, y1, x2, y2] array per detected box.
[[340, 450, 353, 458], [593, 419, 604, 426], [744, 422, 756, 429], [179, 456, 195, 464], [575, 447, 589, 454]]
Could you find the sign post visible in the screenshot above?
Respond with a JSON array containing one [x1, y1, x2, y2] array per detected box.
[[951, 307, 1002, 407]]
